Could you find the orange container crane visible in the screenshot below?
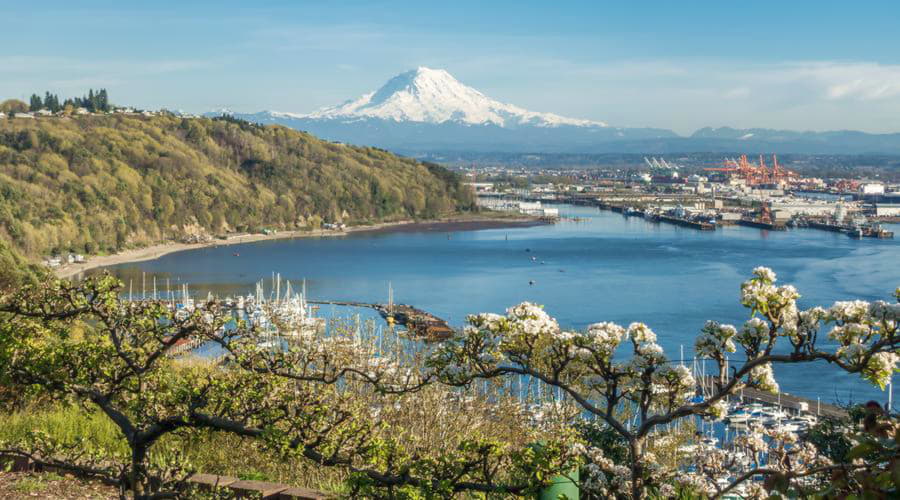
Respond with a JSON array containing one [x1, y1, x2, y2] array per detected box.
[[705, 154, 796, 186]]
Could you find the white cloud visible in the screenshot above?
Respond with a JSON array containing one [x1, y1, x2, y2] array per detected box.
[[0, 56, 214, 76], [724, 87, 751, 99], [447, 57, 900, 133], [800, 62, 900, 101]]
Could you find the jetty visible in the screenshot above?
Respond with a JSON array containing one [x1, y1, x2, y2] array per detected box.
[[736, 218, 787, 231], [700, 376, 848, 420], [308, 300, 454, 341], [657, 213, 716, 231]]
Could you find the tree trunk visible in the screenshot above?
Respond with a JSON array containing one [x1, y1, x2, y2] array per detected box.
[[130, 444, 147, 500], [630, 437, 645, 499]]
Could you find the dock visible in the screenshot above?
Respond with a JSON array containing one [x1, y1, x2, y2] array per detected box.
[[657, 214, 716, 231], [308, 300, 455, 341], [736, 218, 787, 231], [701, 376, 848, 420]]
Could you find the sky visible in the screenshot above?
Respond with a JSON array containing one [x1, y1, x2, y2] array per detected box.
[[2, 0, 900, 135]]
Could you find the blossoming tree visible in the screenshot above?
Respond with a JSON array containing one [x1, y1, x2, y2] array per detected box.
[[428, 268, 899, 497]]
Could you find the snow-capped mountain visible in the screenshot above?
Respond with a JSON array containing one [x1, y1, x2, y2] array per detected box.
[[207, 68, 900, 154], [207, 68, 676, 153], [296, 67, 607, 128]]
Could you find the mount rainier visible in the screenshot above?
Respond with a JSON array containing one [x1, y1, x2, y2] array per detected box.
[[211, 67, 900, 155], [211, 67, 675, 153]]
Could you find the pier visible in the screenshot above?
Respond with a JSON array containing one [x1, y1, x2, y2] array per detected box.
[[657, 213, 716, 231], [700, 376, 848, 420], [736, 218, 787, 231], [308, 300, 455, 341]]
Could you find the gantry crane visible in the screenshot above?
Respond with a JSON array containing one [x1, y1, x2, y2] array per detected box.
[[704, 154, 796, 186]]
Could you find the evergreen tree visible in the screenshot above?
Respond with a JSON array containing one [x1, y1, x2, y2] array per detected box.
[[98, 89, 109, 111], [43, 92, 60, 112], [29, 94, 43, 112]]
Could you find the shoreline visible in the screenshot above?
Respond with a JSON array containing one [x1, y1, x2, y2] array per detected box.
[[55, 216, 548, 279]]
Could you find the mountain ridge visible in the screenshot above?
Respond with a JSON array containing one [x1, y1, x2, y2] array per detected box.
[[208, 68, 900, 155]]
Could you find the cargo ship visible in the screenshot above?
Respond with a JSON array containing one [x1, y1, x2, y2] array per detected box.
[[737, 204, 787, 231], [659, 214, 715, 230], [737, 218, 787, 231], [806, 220, 848, 233], [847, 224, 894, 239]]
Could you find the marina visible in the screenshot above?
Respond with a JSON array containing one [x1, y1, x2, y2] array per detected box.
[[91, 203, 898, 406]]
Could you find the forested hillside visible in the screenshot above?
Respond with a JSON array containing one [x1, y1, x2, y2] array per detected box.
[[0, 114, 476, 259]]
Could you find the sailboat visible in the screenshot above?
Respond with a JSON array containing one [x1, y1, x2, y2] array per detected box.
[[385, 282, 395, 327]]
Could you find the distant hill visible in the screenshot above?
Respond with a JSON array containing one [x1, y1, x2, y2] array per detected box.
[[685, 127, 900, 154], [0, 114, 475, 260], [209, 67, 900, 155]]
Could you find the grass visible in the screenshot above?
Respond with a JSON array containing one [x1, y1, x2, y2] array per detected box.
[[12, 474, 52, 493], [0, 471, 117, 498], [0, 403, 350, 494], [0, 406, 127, 455]]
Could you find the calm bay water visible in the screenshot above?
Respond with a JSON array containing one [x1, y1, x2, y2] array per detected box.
[[90, 204, 899, 405]]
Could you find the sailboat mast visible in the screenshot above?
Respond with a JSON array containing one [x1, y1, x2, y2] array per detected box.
[[388, 281, 394, 315]]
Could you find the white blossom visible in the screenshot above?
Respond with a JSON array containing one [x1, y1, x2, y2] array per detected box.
[[749, 362, 779, 393], [864, 351, 898, 389], [737, 317, 770, 346], [707, 399, 728, 420], [652, 364, 696, 405], [628, 322, 657, 343], [585, 321, 627, 354], [753, 266, 777, 282], [827, 300, 870, 323], [506, 302, 560, 338], [695, 321, 737, 358]]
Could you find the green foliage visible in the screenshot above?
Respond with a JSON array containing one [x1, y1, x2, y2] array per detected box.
[[0, 99, 28, 114], [804, 406, 861, 464], [0, 114, 476, 258], [0, 276, 549, 498], [576, 420, 629, 464], [0, 237, 40, 291]]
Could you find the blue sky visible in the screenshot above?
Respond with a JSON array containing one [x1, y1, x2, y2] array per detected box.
[[3, 1, 900, 134]]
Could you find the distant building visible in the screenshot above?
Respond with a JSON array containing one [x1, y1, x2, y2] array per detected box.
[[75, 107, 90, 115], [14, 112, 34, 119], [874, 204, 900, 217], [464, 182, 495, 192], [35, 108, 53, 116], [861, 183, 885, 195]]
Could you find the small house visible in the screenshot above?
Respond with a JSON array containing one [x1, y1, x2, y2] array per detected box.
[[14, 112, 34, 119], [35, 108, 53, 116]]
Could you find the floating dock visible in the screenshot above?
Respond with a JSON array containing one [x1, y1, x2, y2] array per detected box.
[[658, 214, 716, 231], [308, 300, 454, 341], [737, 218, 787, 231], [700, 376, 848, 420], [806, 220, 848, 233]]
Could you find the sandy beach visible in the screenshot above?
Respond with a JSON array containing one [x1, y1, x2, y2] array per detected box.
[[55, 216, 548, 279]]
